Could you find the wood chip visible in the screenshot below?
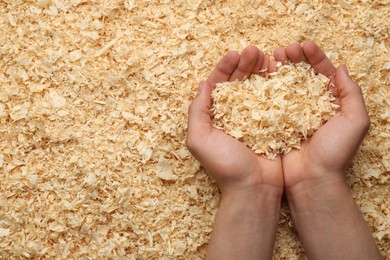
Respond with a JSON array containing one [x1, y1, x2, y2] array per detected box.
[[212, 63, 338, 159], [0, 0, 388, 258]]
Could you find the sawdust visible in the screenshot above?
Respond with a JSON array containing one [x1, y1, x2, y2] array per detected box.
[[0, 0, 389, 258], [212, 62, 337, 159]]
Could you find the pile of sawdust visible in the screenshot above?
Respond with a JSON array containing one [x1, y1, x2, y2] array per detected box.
[[0, 0, 388, 258], [212, 63, 337, 159]]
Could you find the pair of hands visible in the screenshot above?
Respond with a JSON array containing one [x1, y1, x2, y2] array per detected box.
[[186, 41, 370, 196]]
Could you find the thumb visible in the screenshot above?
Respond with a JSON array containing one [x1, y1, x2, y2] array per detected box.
[[335, 65, 368, 120], [187, 81, 213, 139]]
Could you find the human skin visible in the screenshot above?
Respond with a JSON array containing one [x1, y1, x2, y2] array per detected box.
[[186, 46, 284, 260], [274, 42, 383, 259], [186, 42, 382, 259]]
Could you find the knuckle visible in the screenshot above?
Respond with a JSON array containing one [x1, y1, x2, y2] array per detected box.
[[356, 114, 370, 133], [185, 135, 196, 153], [354, 82, 363, 94], [186, 132, 206, 156], [188, 101, 197, 114], [188, 102, 194, 113], [361, 115, 370, 132]]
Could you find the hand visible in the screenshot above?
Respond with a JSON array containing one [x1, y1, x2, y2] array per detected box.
[[186, 47, 284, 260], [273, 42, 381, 259], [273, 42, 370, 192], [187, 46, 284, 195]]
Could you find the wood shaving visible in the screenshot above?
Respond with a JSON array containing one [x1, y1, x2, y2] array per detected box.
[[0, 0, 388, 258], [212, 63, 337, 159]]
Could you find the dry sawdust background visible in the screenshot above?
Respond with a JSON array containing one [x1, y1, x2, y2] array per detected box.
[[0, 0, 389, 258]]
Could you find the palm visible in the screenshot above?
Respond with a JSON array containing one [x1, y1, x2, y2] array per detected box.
[[283, 114, 358, 187], [273, 42, 370, 189], [187, 46, 283, 193], [206, 128, 282, 188]]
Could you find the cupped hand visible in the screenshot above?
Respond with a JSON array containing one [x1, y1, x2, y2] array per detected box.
[[186, 46, 284, 195], [273, 42, 370, 191]]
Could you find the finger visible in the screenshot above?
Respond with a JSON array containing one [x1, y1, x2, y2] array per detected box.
[[187, 81, 213, 140], [327, 75, 339, 97], [229, 46, 260, 81], [268, 57, 278, 73], [259, 56, 270, 76], [207, 51, 240, 88], [251, 50, 265, 74], [286, 43, 307, 63], [274, 47, 288, 64], [303, 41, 336, 77], [335, 65, 369, 122]]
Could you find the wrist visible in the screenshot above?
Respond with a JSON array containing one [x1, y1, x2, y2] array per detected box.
[[285, 171, 349, 212], [207, 174, 283, 260], [218, 163, 284, 199], [221, 185, 282, 220], [222, 179, 284, 203], [285, 170, 383, 260], [284, 166, 346, 197]]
